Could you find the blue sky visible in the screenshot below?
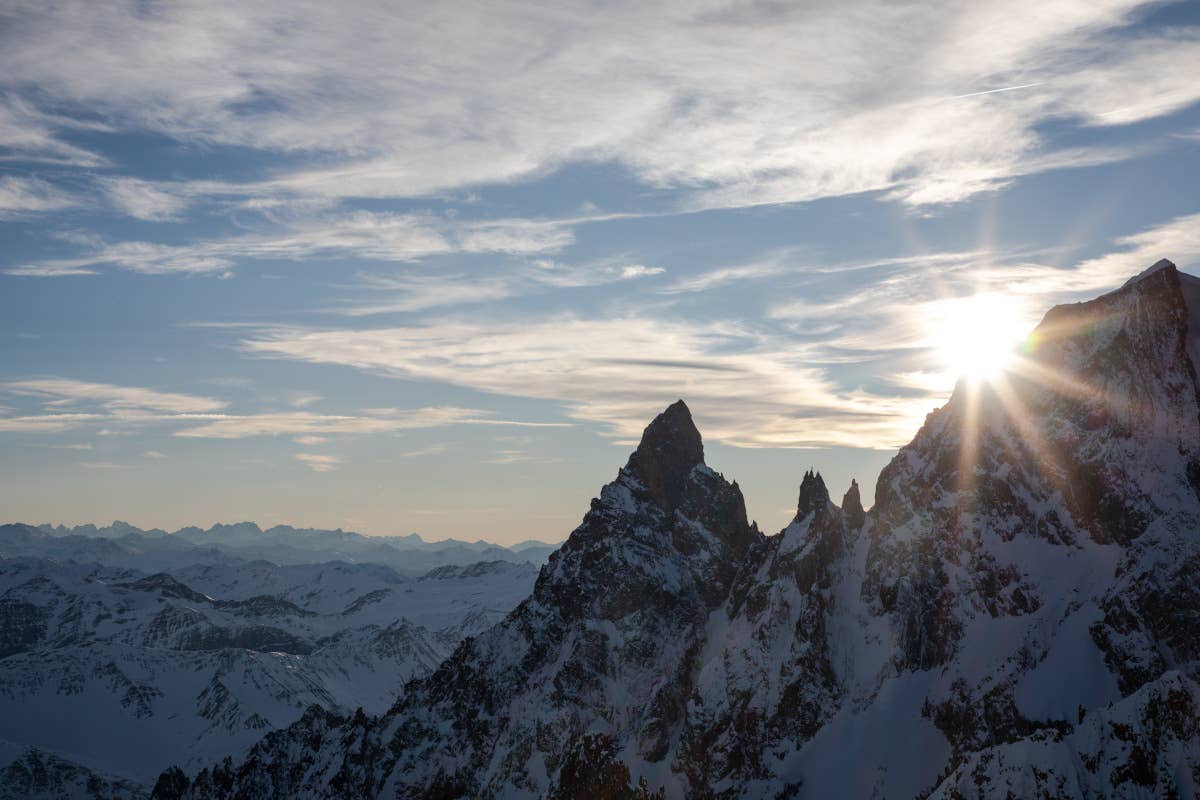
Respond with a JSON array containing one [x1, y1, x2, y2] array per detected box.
[[2, 0, 1199, 544]]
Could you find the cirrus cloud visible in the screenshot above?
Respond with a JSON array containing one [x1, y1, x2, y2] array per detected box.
[[0, 0, 1196, 217], [237, 316, 936, 449], [4, 378, 227, 413]]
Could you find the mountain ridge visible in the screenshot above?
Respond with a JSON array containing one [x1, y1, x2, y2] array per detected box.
[[1, 521, 557, 576], [0, 554, 541, 790], [139, 260, 1200, 798]]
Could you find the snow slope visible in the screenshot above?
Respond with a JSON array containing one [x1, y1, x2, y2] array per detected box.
[[0, 556, 537, 791]]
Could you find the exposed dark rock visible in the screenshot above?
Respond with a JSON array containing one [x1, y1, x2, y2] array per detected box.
[[794, 469, 833, 522], [841, 479, 865, 529], [179, 625, 312, 655], [0, 599, 47, 658], [0, 748, 148, 800], [151, 766, 190, 800], [623, 399, 705, 513], [120, 574, 213, 604]]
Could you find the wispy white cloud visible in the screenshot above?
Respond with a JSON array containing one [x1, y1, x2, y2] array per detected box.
[[525, 256, 665, 289], [1058, 33, 1200, 126], [0, 95, 108, 167], [0, 384, 565, 441], [5, 263, 98, 277], [226, 213, 1200, 450], [662, 248, 993, 296], [172, 408, 474, 439], [658, 249, 804, 295], [286, 392, 323, 408], [1, 0, 1194, 220], [339, 274, 516, 315], [1056, 212, 1200, 291], [171, 407, 567, 439], [5, 378, 227, 413], [335, 254, 665, 316], [100, 177, 188, 222], [143, 450, 167, 459], [397, 443, 449, 458], [238, 316, 934, 449], [292, 434, 328, 446], [0, 176, 75, 218], [294, 453, 340, 472], [483, 449, 565, 465], [0, 413, 104, 433], [5, 210, 574, 276]]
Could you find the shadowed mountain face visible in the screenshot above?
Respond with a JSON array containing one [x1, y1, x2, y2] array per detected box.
[[160, 262, 1200, 800]]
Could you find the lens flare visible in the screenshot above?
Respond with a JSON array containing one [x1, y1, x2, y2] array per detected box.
[[932, 294, 1029, 385]]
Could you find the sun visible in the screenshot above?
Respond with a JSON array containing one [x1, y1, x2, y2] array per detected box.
[[932, 293, 1028, 385]]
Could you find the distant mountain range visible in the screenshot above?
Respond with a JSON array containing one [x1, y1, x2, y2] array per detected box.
[[0, 555, 539, 796], [0, 520, 547, 797], [1, 521, 558, 575], [155, 260, 1200, 799]]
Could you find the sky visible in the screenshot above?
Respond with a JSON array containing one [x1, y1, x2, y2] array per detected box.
[[2, 0, 1200, 545]]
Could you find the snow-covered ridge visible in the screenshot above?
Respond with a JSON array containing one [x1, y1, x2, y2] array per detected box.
[[0, 555, 539, 791]]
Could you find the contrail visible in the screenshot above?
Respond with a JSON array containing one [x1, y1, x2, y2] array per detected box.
[[950, 82, 1045, 100]]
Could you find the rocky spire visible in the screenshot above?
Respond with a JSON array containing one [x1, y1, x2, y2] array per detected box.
[[841, 479, 865, 529], [624, 400, 705, 513], [795, 469, 831, 522]]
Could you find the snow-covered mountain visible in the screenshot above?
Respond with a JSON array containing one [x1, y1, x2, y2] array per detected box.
[[0, 742, 147, 800], [157, 260, 1200, 799], [0, 556, 538, 795], [1, 522, 557, 575]]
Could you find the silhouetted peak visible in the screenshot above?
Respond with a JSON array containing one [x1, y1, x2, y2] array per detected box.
[[842, 479, 865, 528], [795, 469, 831, 521], [1121, 258, 1177, 289], [625, 400, 705, 512]]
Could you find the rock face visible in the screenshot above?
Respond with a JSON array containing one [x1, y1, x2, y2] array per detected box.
[[161, 261, 1200, 799], [794, 469, 833, 522]]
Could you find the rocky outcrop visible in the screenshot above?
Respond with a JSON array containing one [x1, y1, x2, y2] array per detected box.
[[794, 469, 833, 523], [841, 479, 865, 529]]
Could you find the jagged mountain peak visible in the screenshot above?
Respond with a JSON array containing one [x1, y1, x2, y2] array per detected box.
[[841, 478, 865, 528], [542, 399, 755, 616], [623, 399, 705, 512], [795, 468, 833, 522]]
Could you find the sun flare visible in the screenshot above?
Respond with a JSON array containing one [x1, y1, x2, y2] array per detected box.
[[932, 293, 1029, 385]]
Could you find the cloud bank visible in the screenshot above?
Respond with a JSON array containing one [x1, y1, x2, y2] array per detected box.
[[1, 0, 1197, 225]]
